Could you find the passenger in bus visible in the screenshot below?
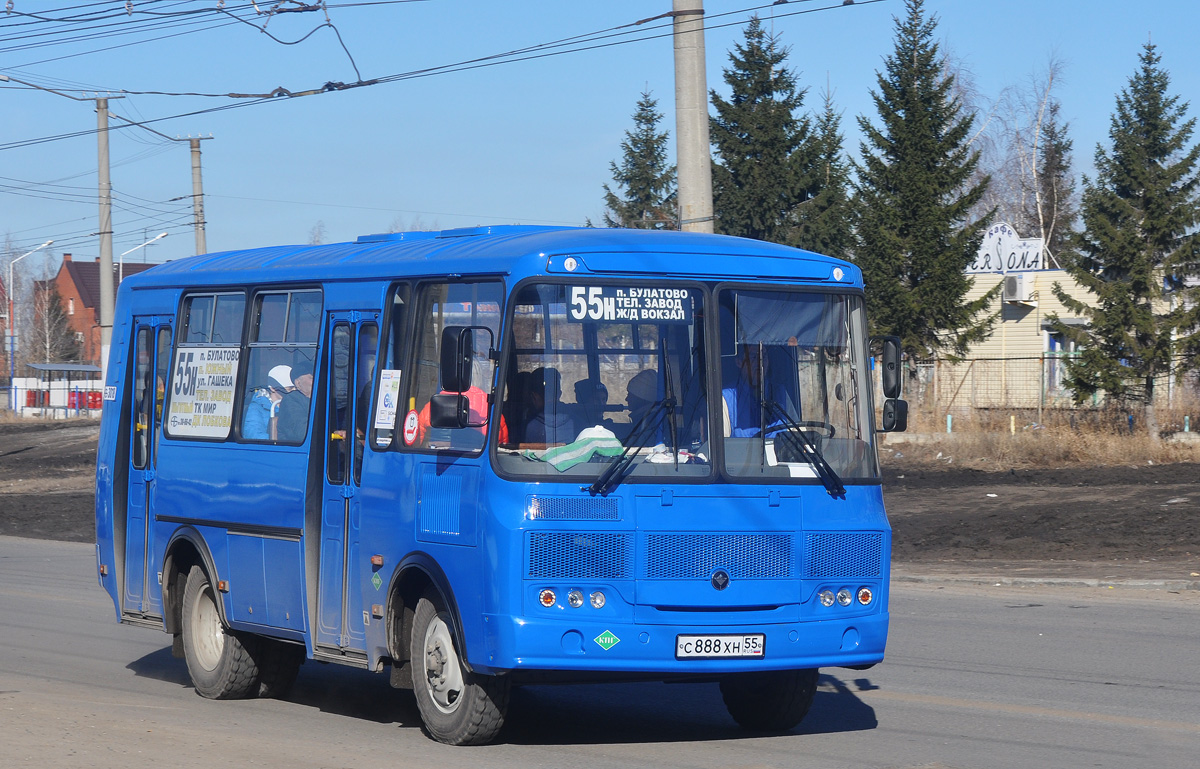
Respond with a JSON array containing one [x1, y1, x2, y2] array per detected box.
[[623, 369, 658, 434], [243, 366, 289, 440], [572, 378, 612, 431], [276, 364, 313, 443], [524, 367, 574, 445], [414, 384, 508, 446]]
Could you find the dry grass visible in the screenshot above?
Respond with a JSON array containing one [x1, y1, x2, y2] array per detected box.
[[885, 404, 1200, 469]]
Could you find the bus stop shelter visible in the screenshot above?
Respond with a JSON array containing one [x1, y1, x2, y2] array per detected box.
[[17, 362, 103, 418]]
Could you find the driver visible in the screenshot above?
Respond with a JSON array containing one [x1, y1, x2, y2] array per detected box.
[[722, 344, 769, 437]]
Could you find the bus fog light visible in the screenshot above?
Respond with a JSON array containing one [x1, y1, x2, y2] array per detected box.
[[818, 590, 835, 607], [539, 589, 556, 607], [837, 589, 853, 606], [858, 587, 873, 605], [567, 590, 584, 608], [589, 591, 606, 609]]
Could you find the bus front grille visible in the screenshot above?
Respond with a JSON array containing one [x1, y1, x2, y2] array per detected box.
[[527, 532, 631, 579], [526, 496, 620, 521], [643, 533, 793, 580], [803, 533, 884, 579]]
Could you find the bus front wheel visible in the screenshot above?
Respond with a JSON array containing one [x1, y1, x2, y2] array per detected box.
[[181, 564, 261, 700], [410, 589, 509, 745], [720, 668, 819, 732]]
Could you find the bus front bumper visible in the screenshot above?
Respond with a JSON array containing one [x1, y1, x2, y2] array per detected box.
[[473, 612, 888, 676]]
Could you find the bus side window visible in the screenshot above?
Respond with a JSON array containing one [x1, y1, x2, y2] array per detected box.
[[401, 280, 503, 452], [164, 291, 245, 442], [245, 289, 322, 445], [371, 284, 410, 450]]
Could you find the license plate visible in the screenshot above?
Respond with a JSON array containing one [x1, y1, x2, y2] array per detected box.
[[675, 634, 765, 659]]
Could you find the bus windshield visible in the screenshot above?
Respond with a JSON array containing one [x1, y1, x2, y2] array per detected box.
[[495, 282, 710, 481], [718, 288, 878, 480]]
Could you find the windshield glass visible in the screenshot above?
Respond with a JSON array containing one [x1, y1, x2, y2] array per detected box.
[[719, 288, 878, 480], [495, 282, 710, 481]]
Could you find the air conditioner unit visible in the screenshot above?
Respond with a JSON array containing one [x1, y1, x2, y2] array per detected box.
[[1002, 273, 1034, 302]]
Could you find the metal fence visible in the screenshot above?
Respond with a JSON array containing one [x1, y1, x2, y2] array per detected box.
[[900, 354, 1200, 417]]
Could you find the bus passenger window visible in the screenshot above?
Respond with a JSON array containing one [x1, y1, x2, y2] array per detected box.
[[162, 291, 246, 442], [402, 281, 503, 452], [243, 289, 322, 445]]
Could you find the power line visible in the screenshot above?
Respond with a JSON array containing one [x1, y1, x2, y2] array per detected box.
[[0, 0, 882, 153]]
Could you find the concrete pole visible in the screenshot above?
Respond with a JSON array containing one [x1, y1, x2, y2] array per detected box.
[[673, 0, 714, 233], [189, 138, 209, 255], [97, 97, 115, 383]]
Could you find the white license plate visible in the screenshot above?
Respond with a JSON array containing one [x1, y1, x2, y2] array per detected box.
[[675, 634, 766, 659]]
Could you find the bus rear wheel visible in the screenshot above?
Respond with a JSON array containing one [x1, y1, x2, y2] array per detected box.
[[410, 589, 509, 745], [720, 668, 819, 732], [181, 565, 261, 700]]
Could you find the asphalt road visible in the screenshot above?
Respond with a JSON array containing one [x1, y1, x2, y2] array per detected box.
[[2, 535, 1198, 769]]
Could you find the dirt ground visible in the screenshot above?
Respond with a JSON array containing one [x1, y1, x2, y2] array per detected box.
[[1, 419, 1197, 576]]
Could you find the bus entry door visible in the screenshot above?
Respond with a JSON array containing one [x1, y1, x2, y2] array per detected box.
[[316, 313, 378, 652], [124, 318, 172, 618]]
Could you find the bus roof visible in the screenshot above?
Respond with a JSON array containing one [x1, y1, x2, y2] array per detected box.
[[122, 225, 862, 290]]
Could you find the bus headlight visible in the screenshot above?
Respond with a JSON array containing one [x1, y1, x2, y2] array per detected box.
[[818, 590, 835, 607], [589, 591, 606, 609], [837, 588, 853, 606], [857, 587, 873, 605], [539, 589, 556, 607], [567, 590, 584, 608]]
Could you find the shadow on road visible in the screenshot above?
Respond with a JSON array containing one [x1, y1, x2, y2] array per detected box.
[[125, 646, 877, 744], [125, 646, 191, 688]]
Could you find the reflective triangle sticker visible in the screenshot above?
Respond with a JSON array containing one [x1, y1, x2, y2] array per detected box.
[[594, 630, 620, 650]]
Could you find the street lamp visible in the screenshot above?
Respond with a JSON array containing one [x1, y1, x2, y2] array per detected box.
[[7, 239, 54, 412], [119, 232, 167, 285]]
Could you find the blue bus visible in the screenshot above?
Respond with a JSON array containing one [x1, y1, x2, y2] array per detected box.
[[95, 225, 907, 744]]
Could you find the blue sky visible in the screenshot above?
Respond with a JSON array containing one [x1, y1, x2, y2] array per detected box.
[[2, 0, 1198, 272]]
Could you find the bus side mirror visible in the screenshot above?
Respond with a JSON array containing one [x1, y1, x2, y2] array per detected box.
[[429, 392, 470, 429], [881, 398, 908, 432], [879, 335, 902, 399], [440, 326, 474, 393]]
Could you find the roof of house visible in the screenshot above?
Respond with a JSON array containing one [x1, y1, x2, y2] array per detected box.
[[56, 256, 157, 309]]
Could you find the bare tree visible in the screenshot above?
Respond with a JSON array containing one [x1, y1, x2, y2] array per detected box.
[[308, 221, 327, 246], [28, 264, 81, 364], [974, 57, 1077, 260], [386, 214, 438, 233]]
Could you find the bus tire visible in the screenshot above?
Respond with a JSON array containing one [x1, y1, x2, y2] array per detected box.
[[720, 668, 819, 732], [256, 639, 306, 699], [410, 589, 509, 745], [181, 564, 261, 700]]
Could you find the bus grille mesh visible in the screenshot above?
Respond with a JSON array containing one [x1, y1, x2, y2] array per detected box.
[[528, 532, 630, 579], [644, 533, 793, 579], [526, 496, 619, 521], [804, 533, 883, 579]]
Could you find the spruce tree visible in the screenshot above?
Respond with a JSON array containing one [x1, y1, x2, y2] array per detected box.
[[602, 91, 676, 229], [789, 90, 852, 260], [1031, 100, 1077, 262], [1051, 43, 1200, 437], [852, 0, 995, 359], [710, 17, 816, 244]]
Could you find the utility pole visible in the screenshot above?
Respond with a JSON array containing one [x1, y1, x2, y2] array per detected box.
[[188, 136, 211, 254], [673, 0, 714, 233], [97, 95, 121, 384]]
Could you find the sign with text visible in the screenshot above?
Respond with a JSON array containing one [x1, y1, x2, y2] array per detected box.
[[968, 223, 1045, 273], [373, 369, 402, 430], [166, 346, 240, 438], [567, 286, 693, 324]]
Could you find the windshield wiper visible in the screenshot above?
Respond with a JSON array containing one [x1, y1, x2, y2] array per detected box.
[[662, 335, 679, 468], [588, 396, 674, 497], [762, 400, 845, 497]]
